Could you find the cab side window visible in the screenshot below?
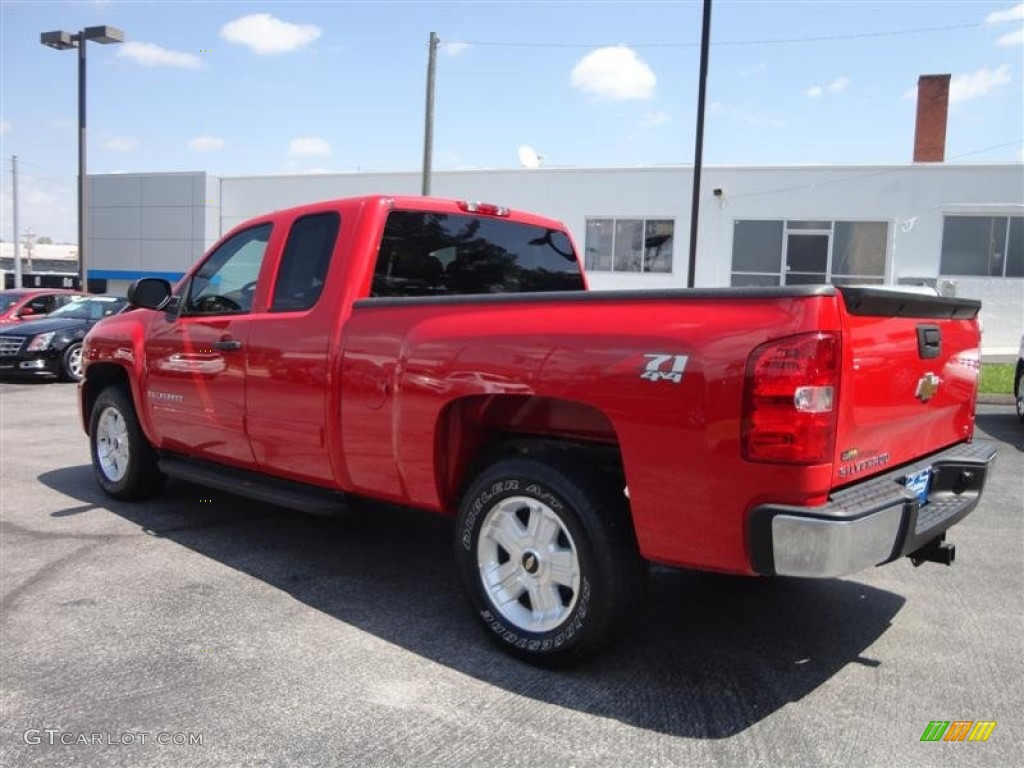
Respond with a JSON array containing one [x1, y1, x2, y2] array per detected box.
[[271, 212, 340, 312], [187, 224, 273, 315], [27, 296, 55, 314]]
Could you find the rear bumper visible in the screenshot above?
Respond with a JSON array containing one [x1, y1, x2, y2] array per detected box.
[[748, 441, 998, 578]]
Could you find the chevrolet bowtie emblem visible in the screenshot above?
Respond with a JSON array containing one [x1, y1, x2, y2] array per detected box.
[[915, 372, 941, 402]]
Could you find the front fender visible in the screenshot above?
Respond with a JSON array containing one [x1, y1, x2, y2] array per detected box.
[[80, 313, 157, 444]]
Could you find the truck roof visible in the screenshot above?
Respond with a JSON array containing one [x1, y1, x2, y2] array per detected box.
[[245, 195, 569, 234]]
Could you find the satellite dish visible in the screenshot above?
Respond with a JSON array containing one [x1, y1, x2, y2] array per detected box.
[[517, 145, 542, 169]]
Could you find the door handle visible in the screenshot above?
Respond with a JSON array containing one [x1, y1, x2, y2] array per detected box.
[[916, 325, 941, 359], [213, 339, 243, 351]]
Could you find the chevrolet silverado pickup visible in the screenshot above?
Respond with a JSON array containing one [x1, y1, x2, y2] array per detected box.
[[80, 195, 997, 665]]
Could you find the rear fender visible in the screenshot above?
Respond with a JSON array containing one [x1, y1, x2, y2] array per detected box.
[[435, 394, 622, 511]]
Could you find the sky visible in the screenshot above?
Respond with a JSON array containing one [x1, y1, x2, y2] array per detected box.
[[1, 0, 1022, 243]]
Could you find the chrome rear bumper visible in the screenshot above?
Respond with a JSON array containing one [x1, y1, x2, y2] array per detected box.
[[747, 441, 998, 578]]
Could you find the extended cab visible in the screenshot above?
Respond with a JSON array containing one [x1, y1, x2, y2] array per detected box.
[[80, 195, 997, 665]]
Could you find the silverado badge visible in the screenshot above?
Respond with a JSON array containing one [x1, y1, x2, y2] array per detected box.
[[915, 372, 941, 402]]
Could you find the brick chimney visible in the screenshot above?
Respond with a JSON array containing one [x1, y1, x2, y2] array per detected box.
[[913, 74, 951, 162]]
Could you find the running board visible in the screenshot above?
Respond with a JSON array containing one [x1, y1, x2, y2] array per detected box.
[[158, 454, 349, 516]]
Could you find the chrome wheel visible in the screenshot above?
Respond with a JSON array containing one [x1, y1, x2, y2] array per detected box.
[[67, 345, 84, 380], [476, 495, 581, 633], [95, 405, 130, 482]]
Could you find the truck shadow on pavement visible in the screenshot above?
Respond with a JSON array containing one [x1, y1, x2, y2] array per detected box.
[[975, 413, 1023, 451], [40, 465, 905, 740]]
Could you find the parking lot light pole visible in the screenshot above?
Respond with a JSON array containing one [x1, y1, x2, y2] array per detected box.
[[40, 26, 124, 292]]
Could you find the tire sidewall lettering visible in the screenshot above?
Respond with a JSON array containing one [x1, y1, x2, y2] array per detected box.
[[460, 479, 521, 550], [476, 575, 592, 654]]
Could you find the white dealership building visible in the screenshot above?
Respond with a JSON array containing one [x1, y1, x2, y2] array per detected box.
[[83, 161, 1023, 352]]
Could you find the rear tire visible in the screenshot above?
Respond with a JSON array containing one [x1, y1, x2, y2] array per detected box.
[[89, 385, 166, 499], [455, 454, 644, 667]]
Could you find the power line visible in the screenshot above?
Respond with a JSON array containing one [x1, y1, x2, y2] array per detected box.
[[725, 140, 1024, 202], [451, 19, 1014, 50]]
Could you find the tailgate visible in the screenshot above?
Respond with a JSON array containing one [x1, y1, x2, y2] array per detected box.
[[833, 287, 982, 488]]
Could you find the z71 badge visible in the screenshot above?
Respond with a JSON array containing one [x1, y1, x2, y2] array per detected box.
[[641, 354, 689, 384]]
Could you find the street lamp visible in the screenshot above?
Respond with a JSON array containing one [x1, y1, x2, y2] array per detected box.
[[41, 25, 124, 292]]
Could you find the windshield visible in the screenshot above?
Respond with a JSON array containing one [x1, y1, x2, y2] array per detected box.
[[48, 298, 126, 321], [0, 292, 27, 312]]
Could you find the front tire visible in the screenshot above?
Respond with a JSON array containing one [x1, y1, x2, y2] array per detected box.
[[455, 455, 644, 667], [1015, 362, 1024, 423], [89, 385, 166, 499], [59, 342, 84, 382]]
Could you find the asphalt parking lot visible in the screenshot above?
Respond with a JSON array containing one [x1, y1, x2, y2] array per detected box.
[[1, 379, 1021, 768]]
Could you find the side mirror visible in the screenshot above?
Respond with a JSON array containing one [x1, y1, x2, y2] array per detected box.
[[17, 307, 36, 317], [127, 278, 173, 311]]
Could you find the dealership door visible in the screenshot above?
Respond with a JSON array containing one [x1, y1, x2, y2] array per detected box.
[[784, 232, 830, 285]]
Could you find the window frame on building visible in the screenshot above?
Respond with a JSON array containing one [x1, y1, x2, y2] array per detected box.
[[939, 214, 1023, 278], [583, 217, 675, 274], [730, 218, 889, 287]]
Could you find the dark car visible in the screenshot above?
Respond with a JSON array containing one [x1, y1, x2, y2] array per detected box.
[[1016, 333, 1024, 424], [0, 288, 87, 324], [0, 296, 127, 382]]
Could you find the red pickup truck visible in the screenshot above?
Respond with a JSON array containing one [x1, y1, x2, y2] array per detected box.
[[80, 195, 996, 665]]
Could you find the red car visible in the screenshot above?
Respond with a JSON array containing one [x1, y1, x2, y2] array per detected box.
[[0, 288, 86, 324]]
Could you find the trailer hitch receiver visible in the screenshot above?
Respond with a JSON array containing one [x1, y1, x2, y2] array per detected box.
[[909, 533, 956, 567]]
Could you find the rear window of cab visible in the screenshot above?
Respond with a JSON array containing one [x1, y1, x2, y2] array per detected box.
[[372, 211, 584, 297]]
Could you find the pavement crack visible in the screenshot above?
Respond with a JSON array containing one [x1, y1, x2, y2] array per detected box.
[[0, 519, 128, 542], [0, 543, 101, 613]]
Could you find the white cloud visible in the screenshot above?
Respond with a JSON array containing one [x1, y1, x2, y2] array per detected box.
[[737, 111, 787, 129], [188, 135, 226, 152], [25, 188, 59, 206], [642, 111, 671, 127], [117, 41, 203, 69], [806, 77, 848, 99], [102, 136, 139, 152], [985, 4, 1024, 23], [998, 28, 1024, 45], [950, 64, 1012, 102], [571, 46, 656, 100], [288, 136, 332, 157], [441, 41, 469, 57], [0, 120, 9, 136], [221, 13, 321, 55]]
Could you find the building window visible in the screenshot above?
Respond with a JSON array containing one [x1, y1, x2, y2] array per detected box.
[[940, 215, 1023, 278], [584, 218, 674, 273], [730, 219, 888, 287]]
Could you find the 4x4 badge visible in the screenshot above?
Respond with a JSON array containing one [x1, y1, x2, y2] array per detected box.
[[915, 372, 941, 402], [641, 354, 689, 384]]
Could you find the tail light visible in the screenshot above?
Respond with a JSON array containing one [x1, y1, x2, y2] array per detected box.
[[742, 332, 840, 464], [457, 200, 509, 217]]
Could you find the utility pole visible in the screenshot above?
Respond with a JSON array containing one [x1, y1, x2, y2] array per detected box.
[[12, 155, 22, 288], [687, 0, 712, 288], [421, 31, 439, 196], [23, 227, 36, 274]]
